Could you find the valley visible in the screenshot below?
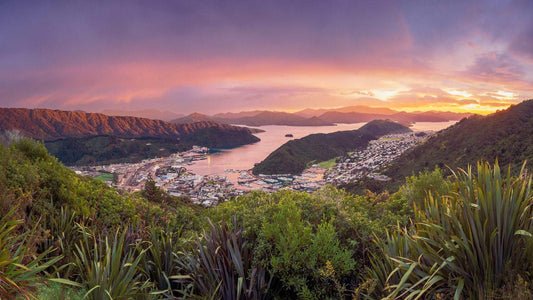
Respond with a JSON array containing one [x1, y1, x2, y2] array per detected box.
[[72, 121, 449, 205]]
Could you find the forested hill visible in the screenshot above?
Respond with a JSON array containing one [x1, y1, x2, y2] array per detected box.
[[357, 119, 413, 136], [385, 99, 533, 181], [252, 120, 411, 175], [0, 108, 259, 144]]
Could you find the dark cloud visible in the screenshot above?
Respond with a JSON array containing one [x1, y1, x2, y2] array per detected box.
[[0, 0, 411, 69], [463, 53, 525, 84]]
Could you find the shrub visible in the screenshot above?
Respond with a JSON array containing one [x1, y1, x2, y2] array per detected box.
[[209, 186, 412, 297], [255, 200, 355, 299]]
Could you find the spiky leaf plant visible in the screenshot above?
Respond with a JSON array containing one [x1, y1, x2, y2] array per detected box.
[[0, 208, 63, 299], [73, 226, 151, 300], [142, 227, 194, 297], [382, 161, 533, 299], [180, 217, 273, 299]]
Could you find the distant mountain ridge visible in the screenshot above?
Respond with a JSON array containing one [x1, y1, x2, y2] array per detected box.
[[295, 105, 398, 117], [252, 120, 411, 175], [173, 111, 334, 126], [174, 106, 473, 127], [172, 112, 217, 124], [101, 109, 184, 121]]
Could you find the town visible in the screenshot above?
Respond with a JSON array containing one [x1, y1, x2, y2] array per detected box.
[[324, 132, 428, 184], [71, 131, 432, 206]]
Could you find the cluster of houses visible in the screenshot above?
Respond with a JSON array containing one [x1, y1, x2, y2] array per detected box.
[[324, 132, 428, 184]]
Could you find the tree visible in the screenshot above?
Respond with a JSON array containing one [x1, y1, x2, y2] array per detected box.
[[143, 174, 165, 203]]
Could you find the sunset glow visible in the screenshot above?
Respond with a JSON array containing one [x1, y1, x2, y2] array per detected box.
[[1, 1, 532, 114]]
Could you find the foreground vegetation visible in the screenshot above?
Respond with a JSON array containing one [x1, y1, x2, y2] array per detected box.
[[2, 135, 533, 299]]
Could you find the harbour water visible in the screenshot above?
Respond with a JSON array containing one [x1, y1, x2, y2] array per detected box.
[[187, 121, 457, 176]]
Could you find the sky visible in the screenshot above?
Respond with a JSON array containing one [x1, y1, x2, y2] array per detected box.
[[1, 0, 533, 115]]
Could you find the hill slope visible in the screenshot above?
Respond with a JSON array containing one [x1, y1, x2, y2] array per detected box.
[[44, 135, 191, 165], [0, 108, 260, 165], [0, 108, 259, 146], [384, 100, 533, 180], [252, 120, 411, 175]]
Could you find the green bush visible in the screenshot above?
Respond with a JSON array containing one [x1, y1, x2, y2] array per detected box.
[[255, 200, 354, 299], [209, 186, 412, 298]]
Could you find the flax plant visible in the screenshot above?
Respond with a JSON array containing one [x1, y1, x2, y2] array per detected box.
[[0, 208, 63, 299], [382, 161, 533, 299], [142, 227, 194, 297], [180, 218, 273, 299], [73, 227, 151, 300]]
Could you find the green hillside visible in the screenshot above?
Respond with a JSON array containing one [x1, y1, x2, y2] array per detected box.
[[45, 124, 261, 166], [45, 135, 190, 165], [0, 134, 203, 234], [341, 100, 533, 195], [253, 120, 411, 175], [386, 99, 533, 180]]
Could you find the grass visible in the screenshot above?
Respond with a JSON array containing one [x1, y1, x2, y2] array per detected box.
[[34, 282, 85, 300], [93, 173, 114, 182], [317, 158, 337, 169]]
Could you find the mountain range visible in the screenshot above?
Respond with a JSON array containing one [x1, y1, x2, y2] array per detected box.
[[0, 108, 257, 142], [172, 111, 334, 126], [294, 105, 398, 117], [172, 106, 472, 127], [100, 109, 184, 121]]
